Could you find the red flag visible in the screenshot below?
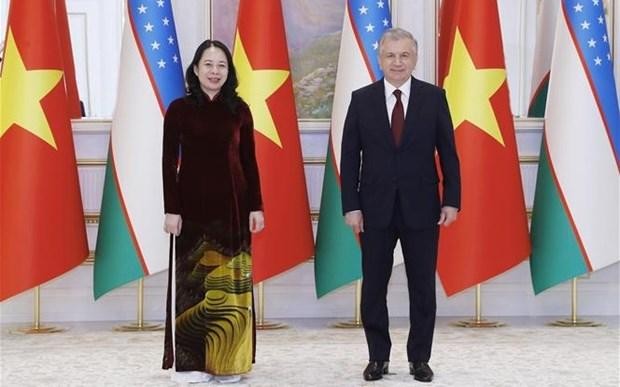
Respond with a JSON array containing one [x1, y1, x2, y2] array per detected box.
[[0, 0, 88, 301], [53, 0, 81, 119], [437, 0, 530, 295], [232, 0, 314, 282]]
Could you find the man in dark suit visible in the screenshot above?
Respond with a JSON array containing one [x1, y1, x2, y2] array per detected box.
[[340, 28, 461, 383]]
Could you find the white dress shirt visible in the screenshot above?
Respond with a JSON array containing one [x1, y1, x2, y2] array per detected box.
[[384, 77, 411, 125]]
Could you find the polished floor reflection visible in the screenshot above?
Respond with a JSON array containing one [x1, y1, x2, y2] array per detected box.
[[1, 317, 618, 386]]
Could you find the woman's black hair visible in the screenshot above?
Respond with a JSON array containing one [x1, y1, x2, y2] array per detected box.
[[185, 39, 241, 112]]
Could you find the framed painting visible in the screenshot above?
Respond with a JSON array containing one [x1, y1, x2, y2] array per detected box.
[[211, 0, 345, 120]]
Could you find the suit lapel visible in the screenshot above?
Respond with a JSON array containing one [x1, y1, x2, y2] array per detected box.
[[401, 77, 422, 148], [370, 80, 394, 150]]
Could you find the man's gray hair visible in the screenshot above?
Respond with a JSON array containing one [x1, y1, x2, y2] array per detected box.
[[379, 28, 418, 54]]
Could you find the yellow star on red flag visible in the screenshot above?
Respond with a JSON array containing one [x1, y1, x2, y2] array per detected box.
[[233, 32, 288, 148], [443, 28, 506, 146], [0, 29, 62, 149]]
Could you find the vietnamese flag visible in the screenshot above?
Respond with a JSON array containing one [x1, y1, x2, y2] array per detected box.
[[232, 0, 314, 282], [437, 0, 530, 296], [0, 0, 88, 301]]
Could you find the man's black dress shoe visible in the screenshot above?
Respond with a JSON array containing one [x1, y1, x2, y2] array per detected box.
[[409, 361, 434, 382], [363, 361, 389, 381]]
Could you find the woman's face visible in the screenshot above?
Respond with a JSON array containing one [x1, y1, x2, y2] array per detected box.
[[193, 46, 229, 97]]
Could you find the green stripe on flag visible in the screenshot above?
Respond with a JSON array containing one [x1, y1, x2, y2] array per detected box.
[[528, 82, 548, 118], [314, 145, 361, 298], [530, 141, 588, 294], [94, 155, 145, 299]]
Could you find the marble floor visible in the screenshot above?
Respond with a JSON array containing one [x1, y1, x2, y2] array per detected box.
[[1, 317, 618, 386]]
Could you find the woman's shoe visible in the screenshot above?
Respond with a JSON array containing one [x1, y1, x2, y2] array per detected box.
[[171, 370, 213, 384], [214, 374, 242, 384]]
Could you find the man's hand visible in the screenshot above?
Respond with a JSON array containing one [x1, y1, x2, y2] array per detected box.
[[249, 211, 265, 233], [345, 210, 364, 234], [437, 206, 458, 226], [164, 213, 182, 236]]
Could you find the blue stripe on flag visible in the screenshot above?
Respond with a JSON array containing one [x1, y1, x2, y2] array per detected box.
[[349, 0, 392, 80], [128, 0, 185, 111], [563, 0, 620, 160]]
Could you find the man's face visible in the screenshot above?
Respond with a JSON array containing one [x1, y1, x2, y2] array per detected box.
[[379, 38, 417, 87]]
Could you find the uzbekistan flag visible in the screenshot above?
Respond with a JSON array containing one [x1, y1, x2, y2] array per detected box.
[[314, 0, 395, 297], [94, 0, 185, 299], [529, 0, 619, 294]]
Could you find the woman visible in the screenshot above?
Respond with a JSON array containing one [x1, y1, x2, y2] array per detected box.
[[162, 39, 264, 384]]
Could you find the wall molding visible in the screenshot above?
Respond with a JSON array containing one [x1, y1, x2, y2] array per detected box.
[[1, 262, 617, 323]]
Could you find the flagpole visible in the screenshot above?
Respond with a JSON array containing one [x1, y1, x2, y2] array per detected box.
[[207, 0, 213, 39], [550, 278, 602, 327], [12, 287, 64, 334], [517, 0, 528, 118], [255, 281, 287, 330], [454, 284, 505, 328], [115, 278, 163, 332], [435, 0, 440, 84], [390, 0, 398, 26], [331, 280, 363, 328]]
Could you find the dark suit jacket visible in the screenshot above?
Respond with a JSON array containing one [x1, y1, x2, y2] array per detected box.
[[340, 77, 461, 229]]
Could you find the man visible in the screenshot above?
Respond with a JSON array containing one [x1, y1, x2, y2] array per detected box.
[[340, 28, 460, 383]]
